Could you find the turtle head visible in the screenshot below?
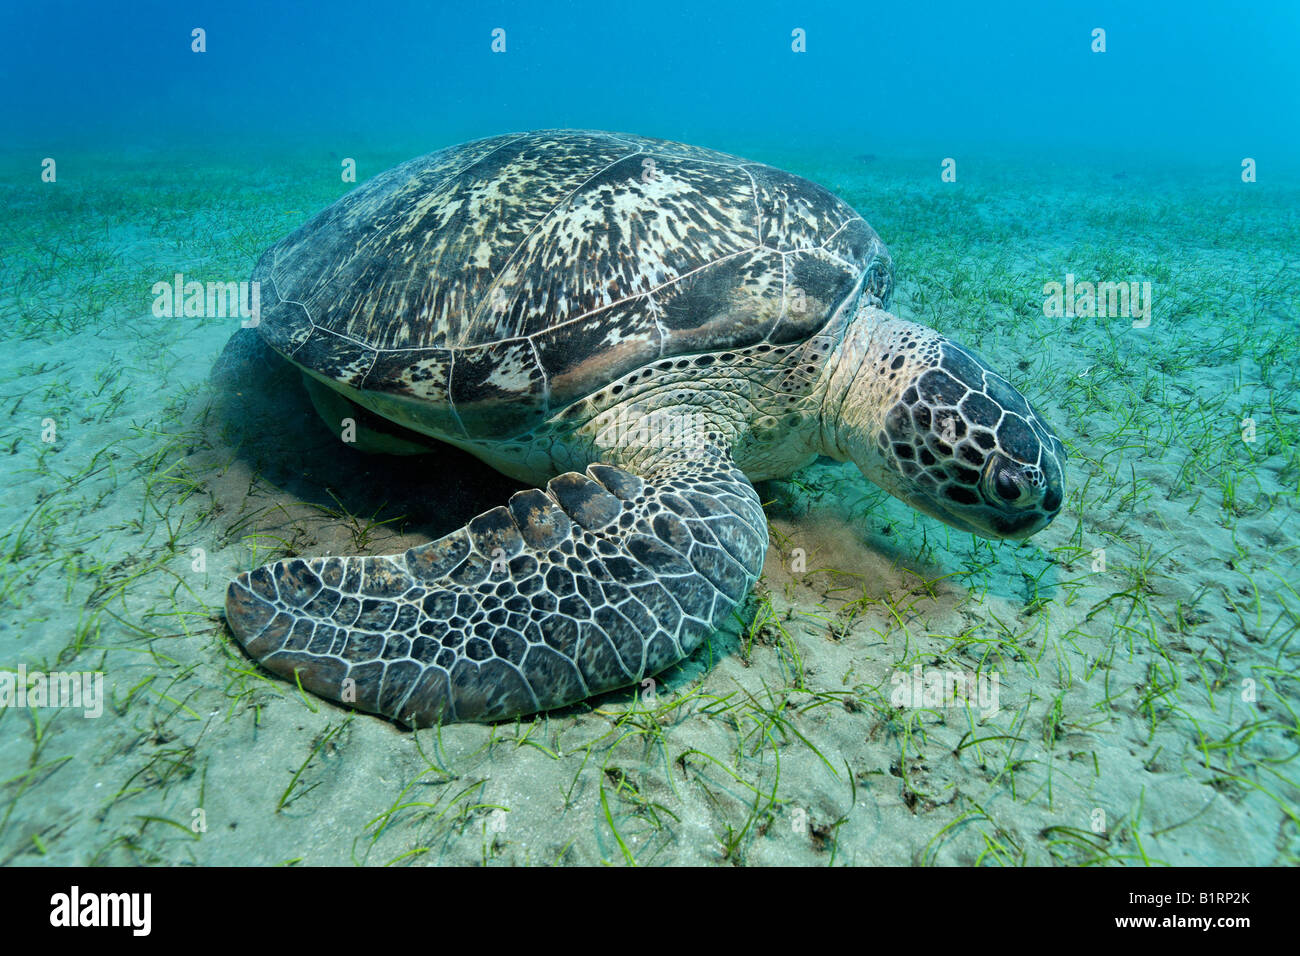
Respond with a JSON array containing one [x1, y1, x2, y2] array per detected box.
[[825, 309, 1066, 540]]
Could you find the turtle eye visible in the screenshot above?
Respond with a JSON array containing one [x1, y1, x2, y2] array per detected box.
[[994, 471, 1021, 502], [985, 457, 1031, 507]]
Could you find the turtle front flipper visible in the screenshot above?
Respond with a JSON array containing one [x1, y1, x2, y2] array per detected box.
[[224, 447, 768, 725]]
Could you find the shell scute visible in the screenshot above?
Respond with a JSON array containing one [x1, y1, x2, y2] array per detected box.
[[252, 129, 891, 441]]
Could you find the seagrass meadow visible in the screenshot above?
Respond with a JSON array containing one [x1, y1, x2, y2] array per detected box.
[[1, 139, 1296, 865], [2, 0, 1298, 868]]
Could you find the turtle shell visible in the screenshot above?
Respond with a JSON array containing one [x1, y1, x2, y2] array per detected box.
[[253, 129, 893, 439]]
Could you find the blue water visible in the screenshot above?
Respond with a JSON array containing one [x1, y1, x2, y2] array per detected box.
[[5, 0, 1298, 163]]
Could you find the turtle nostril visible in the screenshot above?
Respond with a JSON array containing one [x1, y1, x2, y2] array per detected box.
[[1044, 486, 1062, 512]]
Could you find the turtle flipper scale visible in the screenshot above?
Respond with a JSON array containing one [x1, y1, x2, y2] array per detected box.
[[224, 447, 768, 725]]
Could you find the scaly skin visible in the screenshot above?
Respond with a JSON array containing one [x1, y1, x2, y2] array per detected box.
[[226, 446, 767, 725], [821, 306, 1066, 538], [226, 300, 1065, 725], [223, 128, 1066, 725]]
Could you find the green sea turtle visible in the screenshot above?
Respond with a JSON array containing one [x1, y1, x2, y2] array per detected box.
[[223, 129, 1065, 726]]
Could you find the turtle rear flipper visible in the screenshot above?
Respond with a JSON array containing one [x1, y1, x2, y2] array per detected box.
[[224, 447, 768, 725]]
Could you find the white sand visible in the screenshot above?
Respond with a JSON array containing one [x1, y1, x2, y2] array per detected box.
[[0, 145, 1295, 865]]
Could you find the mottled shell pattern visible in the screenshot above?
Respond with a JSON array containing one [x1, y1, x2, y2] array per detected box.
[[254, 129, 892, 439]]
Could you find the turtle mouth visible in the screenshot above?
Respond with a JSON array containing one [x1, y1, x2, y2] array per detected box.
[[901, 488, 987, 538], [988, 509, 1053, 540], [924, 495, 1049, 540]]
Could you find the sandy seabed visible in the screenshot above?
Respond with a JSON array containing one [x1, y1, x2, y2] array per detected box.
[[0, 142, 1296, 865]]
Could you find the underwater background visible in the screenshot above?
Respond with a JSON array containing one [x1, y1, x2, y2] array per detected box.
[[1, 0, 1297, 865]]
